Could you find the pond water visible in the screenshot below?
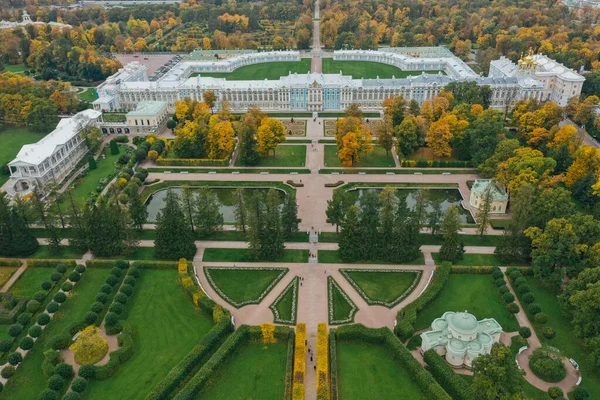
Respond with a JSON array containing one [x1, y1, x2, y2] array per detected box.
[[348, 188, 474, 224], [145, 187, 286, 223]]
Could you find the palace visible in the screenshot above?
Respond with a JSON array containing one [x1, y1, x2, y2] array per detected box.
[[92, 48, 584, 114]]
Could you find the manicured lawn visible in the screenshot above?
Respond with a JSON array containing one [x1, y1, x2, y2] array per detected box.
[[318, 250, 425, 265], [270, 277, 298, 324], [336, 340, 425, 399], [0, 268, 110, 399], [99, 247, 171, 261], [0, 125, 48, 178], [524, 276, 600, 398], [202, 248, 308, 263], [195, 342, 288, 400], [413, 274, 519, 332], [193, 59, 311, 80], [341, 269, 419, 307], [328, 277, 357, 325], [0, 267, 17, 288], [3, 64, 28, 73], [324, 145, 395, 168], [87, 269, 214, 400], [78, 88, 98, 102], [322, 59, 442, 79], [28, 245, 85, 260], [235, 144, 306, 167], [69, 147, 121, 206], [8, 267, 54, 297], [432, 253, 528, 267], [205, 267, 287, 307]]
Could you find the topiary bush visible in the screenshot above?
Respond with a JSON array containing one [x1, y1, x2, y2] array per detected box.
[[1, 365, 15, 379], [41, 281, 52, 290], [498, 286, 509, 295], [46, 301, 60, 314], [75, 265, 86, 274], [90, 302, 104, 314], [34, 290, 47, 302], [110, 267, 122, 277], [114, 293, 127, 305], [572, 386, 590, 400], [506, 302, 519, 314], [38, 313, 51, 326], [128, 267, 139, 278], [495, 278, 506, 287], [48, 374, 65, 391], [63, 392, 81, 400], [70, 326, 108, 365], [519, 327, 531, 338], [124, 276, 136, 286], [95, 293, 108, 304], [548, 386, 563, 399], [84, 312, 98, 325], [56, 264, 68, 274], [17, 312, 32, 325], [516, 285, 530, 295], [522, 292, 535, 304], [120, 285, 133, 296], [543, 327, 556, 339], [71, 377, 87, 393], [19, 336, 34, 350], [29, 324, 43, 338], [68, 272, 80, 282], [61, 281, 73, 292], [492, 270, 504, 280], [50, 272, 62, 282], [535, 312, 548, 324], [503, 292, 515, 303], [105, 275, 119, 286], [528, 303, 542, 315], [529, 349, 566, 383], [39, 388, 58, 400], [8, 323, 22, 337], [55, 364, 74, 380], [514, 277, 527, 287], [54, 292, 67, 304], [105, 312, 119, 326], [78, 364, 95, 379], [0, 340, 12, 352], [7, 351, 22, 365], [26, 299, 41, 313], [109, 303, 124, 315], [100, 284, 112, 294]]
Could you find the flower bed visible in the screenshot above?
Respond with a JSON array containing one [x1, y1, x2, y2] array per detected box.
[[282, 119, 307, 136], [204, 267, 288, 308], [340, 269, 422, 308], [316, 323, 330, 399], [269, 276, 299, 325], [328, 277, 358, 325]]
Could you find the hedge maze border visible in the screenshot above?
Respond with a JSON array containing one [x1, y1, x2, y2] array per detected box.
[[327, 276, 359, 326], [269, 276, 299, 325]]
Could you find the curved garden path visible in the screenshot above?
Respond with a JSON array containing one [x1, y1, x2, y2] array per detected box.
[[60, 324, 120, 374]]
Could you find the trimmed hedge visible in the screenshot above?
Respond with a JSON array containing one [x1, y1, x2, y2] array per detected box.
[[26, 260, 76, 268], [85, 260, 130, 269], [400, 159, 473, 168], [156, 156, 229, 167], [423, 349, 476, 400], [394, 262, 452, 340], [336, 325, 451, 400], [450, 266, 493, 274], [0, 258, 21, 267], [329, 330, 339, 400], [284, 330, 296, 400], [130, 261, 178, 269]]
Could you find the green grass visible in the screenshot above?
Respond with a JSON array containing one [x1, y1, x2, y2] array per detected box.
[[336, 341, 425, 400], [0, 268, 110, 399], [195, 342, 288, 400], [432, 253, 527, 267], [3, 64, 27, 73], [413, 274, 520, 332], [98, 247, 168, 261], [0, 267, 17, 288], [324, 145, 396, 168], [235, 144, 306, 167], [322, 59, 442, 79], [524, 276, 600, 399], [193, 59, 311, 80], [0, 125, 48, 176], [202, 248, 308, 263], [318, 250, 425, 265], [319, 232, 502, 246], [342, 270, 419, 306], [28, 245, 85, 260], [328, 277, 357, 325], [87, 269, 214, 400], [69, 147, 121, 206], [78, 88, 98, 102], [270, 277, 298, 325], [8, 267, 54, 297], [205, 267, 286, 308]]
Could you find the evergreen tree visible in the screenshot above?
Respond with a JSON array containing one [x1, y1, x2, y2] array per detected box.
[[477, 185, 494, 237], [128, 191, 148, 231], [427, 198, 443, 235], [358, 190, 380, 260], [281, 192, 299, 239], [379, 187, 398, 262], [69, 203, 90, 253], [262, 189, 285, 260], [439, 206, 464, 263], [88, 155, 97, 170], [233, 188, 247, 233], [109, 139, 120, 155], [338, 205, 362, 262], [194, 187, 223, 239], [32, 191, 62, 255], [238, 123, 260, 166], [87, 197, 136, 257], [326, 190, 350, 233], [0, 193, 38, 256], [0, 193, 13, 256], [413, 189, 428, 227], [495, 184, 534, 263], [154, 191, 196, 260], [181, 185, 196, 233], [246, 191, 266, 260]]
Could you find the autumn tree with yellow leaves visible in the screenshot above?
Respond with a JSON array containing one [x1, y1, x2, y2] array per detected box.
[[257, 118, 286, 157]]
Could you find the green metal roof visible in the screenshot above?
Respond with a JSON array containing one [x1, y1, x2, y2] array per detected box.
[[471, 179, 509, 201], [126, 101, 167, 117]]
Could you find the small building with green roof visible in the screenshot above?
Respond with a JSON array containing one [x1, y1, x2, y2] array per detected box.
[[420, 311, 503, 368], [469, 179, 509, 214], [126, 101, 169, 134]]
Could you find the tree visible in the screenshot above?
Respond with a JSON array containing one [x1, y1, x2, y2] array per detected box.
[[128, 192, 148, 231], [154, 190, 196, 260], [79, 126, 103, 153], [345, 103, 363, 119], [203, 90, 217, 114], [478, 139, 520, 178], [194, 187, 223, 239], [246, 191, 266, 260], [167, 119, 177, 133], [237, 122, 260, 166], [181, 186, 196, 233], [26, 99, 58, 132], [358, 190, 380, 261], [382, 95, 407, 127], [495, 184, 534, 263], [256, 118, 285, 157], [426, 117, 454, 158], [233, 188, 247, 233], [326, 190, 350, 233], [207, 118, 234, 159], [0, 193, 38, 257], [88, 155, 96, 170], [439, 206, 464, 263], [472, 343, 524, 400], [458, 109, 505, 164], [444, 81, 492, 109], [427, 197, 444, 236], [281, 193, 299, 240], [395, 116, 421, 157], [476, 185, 493, 237], [109, 140, 119, 155], [379, 187, 398, 261], [262, 189, 285, 260], [529, 187, 575, 228], [86, 196, 138, 257], [31, 190, 61, 255], [174, 100, 190, 121], [375, 121, 393, 156], [338, 205, 362, 262], [496, 147, 556, 195]]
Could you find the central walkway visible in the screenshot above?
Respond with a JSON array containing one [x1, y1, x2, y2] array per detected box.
[[311, 0, 322, 73]]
